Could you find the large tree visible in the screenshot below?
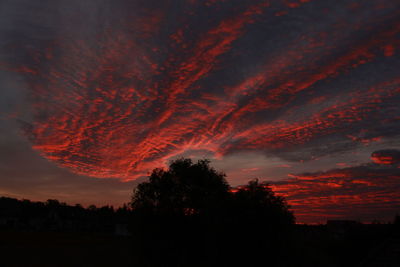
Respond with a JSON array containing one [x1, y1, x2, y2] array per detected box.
[[131, 158, 230, 216], [130, 158, 295, 266], [131, 158, 294, 225]]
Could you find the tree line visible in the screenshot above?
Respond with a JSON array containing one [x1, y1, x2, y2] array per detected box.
[[1, 158, 295, 266], [3, 158, 398, 266]]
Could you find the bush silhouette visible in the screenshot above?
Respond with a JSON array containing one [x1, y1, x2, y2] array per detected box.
[[130, 158, 295, 267]]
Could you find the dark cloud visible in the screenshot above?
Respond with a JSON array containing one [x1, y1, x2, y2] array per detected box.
[[371, 149, 400, 165]]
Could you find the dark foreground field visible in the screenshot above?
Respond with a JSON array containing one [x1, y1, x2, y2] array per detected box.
[[1, 224, 399, 267], [1, 231, 134, 267]]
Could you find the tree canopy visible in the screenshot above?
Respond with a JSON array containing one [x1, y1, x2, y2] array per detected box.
[[131, 158, 230, 216], [232, 179, 295, 226], [129, 158, 295, 266], [131, 158, 294, 223]]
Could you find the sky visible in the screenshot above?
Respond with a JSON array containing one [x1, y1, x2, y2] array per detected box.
[[0, 0, 399, 223]]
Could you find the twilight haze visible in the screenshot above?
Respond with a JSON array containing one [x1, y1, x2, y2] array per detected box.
[[0, 0, 399, 223]]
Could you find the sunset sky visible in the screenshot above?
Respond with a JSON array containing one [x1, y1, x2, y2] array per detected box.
[[0, 0, 399, 223]]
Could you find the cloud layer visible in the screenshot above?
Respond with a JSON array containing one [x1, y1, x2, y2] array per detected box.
[[1, 0, 400, 183], [371, 149, 400, 165], [271, 150, 400, 223]]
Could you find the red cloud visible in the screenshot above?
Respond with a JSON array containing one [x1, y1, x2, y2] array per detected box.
[[3, 0, 400, 182], [270, 164, 400, 223], [371, 150, 400, 165]]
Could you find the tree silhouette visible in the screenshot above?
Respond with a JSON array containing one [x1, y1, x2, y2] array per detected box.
[[232, 179, 294, 226], [129, 158, 295, 266], [131, 158, 230, 216]]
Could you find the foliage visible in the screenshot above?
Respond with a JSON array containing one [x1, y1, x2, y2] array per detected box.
[[131, 158, 230, 216], [232, 179, 295, 226], [130, 158, 295, 266], [0, 196, 127, 232]]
